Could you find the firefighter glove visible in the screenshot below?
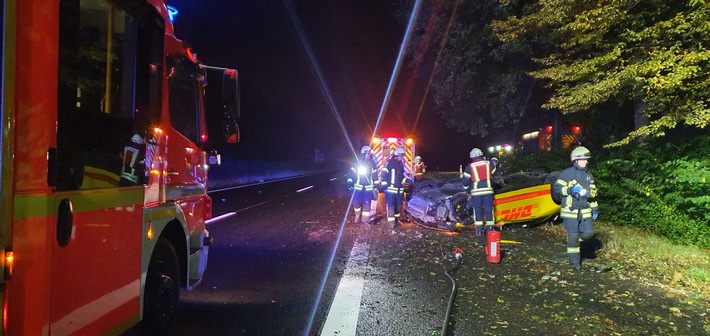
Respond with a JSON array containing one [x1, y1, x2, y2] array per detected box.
[[592, 208, 599, 220], [570, 185, 583, 196]]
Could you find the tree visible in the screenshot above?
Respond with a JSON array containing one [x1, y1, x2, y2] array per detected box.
[[394, 0, 550, 140], [493, 0, 710, 146]]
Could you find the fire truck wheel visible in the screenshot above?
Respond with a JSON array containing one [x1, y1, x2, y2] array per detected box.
[[143, 238, 180, 334]]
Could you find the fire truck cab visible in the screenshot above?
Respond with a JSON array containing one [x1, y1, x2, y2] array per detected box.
[[1, 0, 239, 334]]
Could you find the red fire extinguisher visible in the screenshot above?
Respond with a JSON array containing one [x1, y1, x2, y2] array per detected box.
[[486, 230, 501, 264]]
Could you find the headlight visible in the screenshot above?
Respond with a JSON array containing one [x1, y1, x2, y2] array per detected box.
[[357, 166, 368, 175]]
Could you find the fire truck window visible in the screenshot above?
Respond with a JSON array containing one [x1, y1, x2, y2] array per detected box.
[[56, 0, 162, 190], [168, 58, 203, 143]]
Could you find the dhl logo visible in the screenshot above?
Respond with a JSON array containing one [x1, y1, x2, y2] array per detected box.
[[495, 204, 537, 220]]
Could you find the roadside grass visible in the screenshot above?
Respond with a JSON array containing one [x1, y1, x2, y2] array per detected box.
[[542, 222, 710, 301], [424, 171, 710, 301]]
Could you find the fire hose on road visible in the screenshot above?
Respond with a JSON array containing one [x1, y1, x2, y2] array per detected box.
[[440, 247, 464, 336]]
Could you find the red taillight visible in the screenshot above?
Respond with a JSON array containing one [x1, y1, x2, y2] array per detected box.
[[201, 134, 208, 143], [545, 125, 553, 133], [572, 126, 581, 134]]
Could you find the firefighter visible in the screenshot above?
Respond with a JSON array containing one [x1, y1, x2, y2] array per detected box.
[[347, 145, 378, 224], [490, 157, 505, 190], [553, 146, 599, 270], [413, 155, 426, 181], [380, 146, 412, 228], [119, 133, 146, 186], [462, 147, 495, 235]]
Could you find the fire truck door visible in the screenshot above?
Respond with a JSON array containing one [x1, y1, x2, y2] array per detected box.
[[49, 191, 144, 334]]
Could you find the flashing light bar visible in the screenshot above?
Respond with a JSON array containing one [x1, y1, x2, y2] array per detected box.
[[166, 5, 178, 22]]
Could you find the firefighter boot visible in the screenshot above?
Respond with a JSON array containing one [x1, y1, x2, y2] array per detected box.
[[353, 211, 361, 223], [568, 253, 581, 271]]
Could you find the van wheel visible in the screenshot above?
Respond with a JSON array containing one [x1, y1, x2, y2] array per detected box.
[[450, 192, 475, 225], [143, 238, 180, 333], [412, 178, 438, 194]]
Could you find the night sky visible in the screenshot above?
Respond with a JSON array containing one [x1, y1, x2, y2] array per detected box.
[[166, 0, 481, 170]]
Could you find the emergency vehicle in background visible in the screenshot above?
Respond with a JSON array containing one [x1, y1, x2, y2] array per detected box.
[[521, 125, 582, 152], [1, 0, 239, 334], [370, 136, 416, 181]]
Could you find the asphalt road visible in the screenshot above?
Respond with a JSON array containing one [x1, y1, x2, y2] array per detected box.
[[125, 171, 710, 335]]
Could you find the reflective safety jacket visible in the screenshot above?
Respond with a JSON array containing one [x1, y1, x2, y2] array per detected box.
[[554, 164, 598, 219], [381, 157, 410, 194], [462, 158, 494, 196], [347, 155, 377, 191], [414, 161, 426, 180]]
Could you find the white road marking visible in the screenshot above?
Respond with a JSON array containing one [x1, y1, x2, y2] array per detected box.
[[320, 241, 370, 336], [296, 185, 314, 193]]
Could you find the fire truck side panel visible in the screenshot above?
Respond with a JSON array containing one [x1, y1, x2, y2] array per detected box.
[[6, 0, 59, 334], [2, 0, 216, 334]]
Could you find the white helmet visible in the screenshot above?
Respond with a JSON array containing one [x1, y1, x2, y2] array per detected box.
[[414, 156, 421, 163], [394, 146, 406, 156], [490, 157, 498, 162], [130, 134, 146, 145], [469, 147, 483, 158], [360, 145, 371, 154]]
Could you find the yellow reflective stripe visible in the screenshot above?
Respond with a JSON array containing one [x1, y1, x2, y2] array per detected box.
[[14, 188, 144, 219], [556, 180, 569, 196], [567, 246, 580, 254]]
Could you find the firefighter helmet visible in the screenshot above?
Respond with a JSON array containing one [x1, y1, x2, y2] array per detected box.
[[469, 147, 484, 158], [394, 146, 406, 156], [360, 145, 371, 154], [490, 157, 498, 162], [414, 156, 421, 163], [570, 146, 591, 161], [130, 133, 146, 145]]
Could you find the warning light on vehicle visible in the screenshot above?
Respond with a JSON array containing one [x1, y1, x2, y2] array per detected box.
[[3, 250, 13, 278], [405, 138, 414, 146], [166, 5, 178, 22], [146, 221, 153, 241], [545, 125, 553, 133], [387, 137, 397, 143], [571, 126, 581, 134]]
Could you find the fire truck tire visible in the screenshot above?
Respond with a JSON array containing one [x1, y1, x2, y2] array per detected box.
[[450, 192, 475, 225], [143, 238, 180, 334]]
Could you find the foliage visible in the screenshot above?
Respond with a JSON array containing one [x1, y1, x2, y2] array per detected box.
[[393, 0, 549, 140], [592, 134, 710, 247], [493, 0, 710, 146]]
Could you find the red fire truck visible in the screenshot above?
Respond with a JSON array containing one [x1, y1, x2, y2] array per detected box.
[[370, 136, 416, 179], [0, 0, 239, 334]]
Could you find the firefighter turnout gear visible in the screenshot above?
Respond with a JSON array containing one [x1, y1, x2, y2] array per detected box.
[[554, 146, 598, 270], [462, 149, 495, 235], [381, 147, 412, 228], [120, 133, 147, 186], [414, 156, 426, 181], [348, 148, 378, 224]]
